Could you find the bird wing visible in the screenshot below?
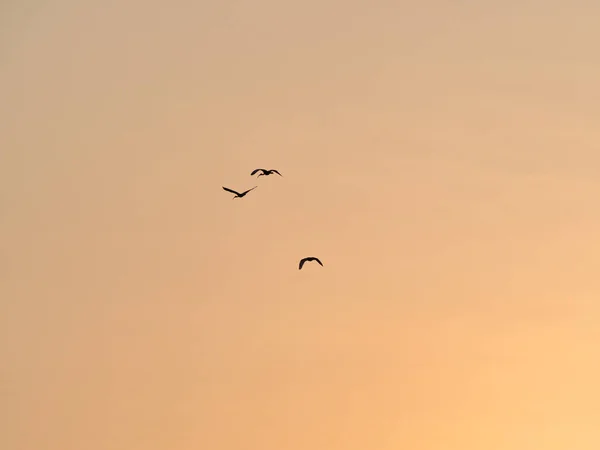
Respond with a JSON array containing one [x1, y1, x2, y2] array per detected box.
[[299, 258, 307, 270], [222, 186, 240, 195], [241, 186, 258, 195], [271, 169, 283, 176], [250, 169, 264, 176], [314, 258, 323, 266]]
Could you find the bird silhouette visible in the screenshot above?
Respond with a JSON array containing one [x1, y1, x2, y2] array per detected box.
[[298, 257, 323, 270], [222, 186, 258, 199], [251, 168, 283, 178]]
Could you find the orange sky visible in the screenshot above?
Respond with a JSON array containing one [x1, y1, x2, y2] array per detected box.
[[2, 1, 600, 449]]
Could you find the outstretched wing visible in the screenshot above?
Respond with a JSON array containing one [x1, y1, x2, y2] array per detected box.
[[314, 257, 323, 266], [241, 186, 258, 195], [299, 258, 307, 270], [251, 169, 265, 176], [271, 169, 283, 176], [222, 186, 240, 195]]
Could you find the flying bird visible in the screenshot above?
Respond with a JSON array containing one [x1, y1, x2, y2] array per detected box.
[[251, 168, 283, 178], [299, 257, 323, 270], [222, 186, 257, 199]]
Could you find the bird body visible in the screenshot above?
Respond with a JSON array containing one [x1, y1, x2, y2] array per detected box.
[[251, 168, 283, 177], [222, 186, 257, 199], [299, 256, 323, 270]]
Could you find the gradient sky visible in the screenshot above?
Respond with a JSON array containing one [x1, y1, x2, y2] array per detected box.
[[2, 1, 600, 449]]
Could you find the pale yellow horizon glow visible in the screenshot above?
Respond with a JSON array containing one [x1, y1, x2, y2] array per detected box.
[[2, 1, 600, 449]]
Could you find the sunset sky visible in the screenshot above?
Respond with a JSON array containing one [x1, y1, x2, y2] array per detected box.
[[2, 1, 600, 449]]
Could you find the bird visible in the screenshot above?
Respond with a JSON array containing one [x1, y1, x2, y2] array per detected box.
[[298, 256, 323, 270], [251, 168, 283, 178], [222, 186, 258, 199]]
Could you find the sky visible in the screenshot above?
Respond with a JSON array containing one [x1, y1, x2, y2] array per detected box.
[[2, 1, 600, 449]]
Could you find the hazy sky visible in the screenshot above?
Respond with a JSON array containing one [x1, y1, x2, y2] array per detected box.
[[2, 1, 600, 449]]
